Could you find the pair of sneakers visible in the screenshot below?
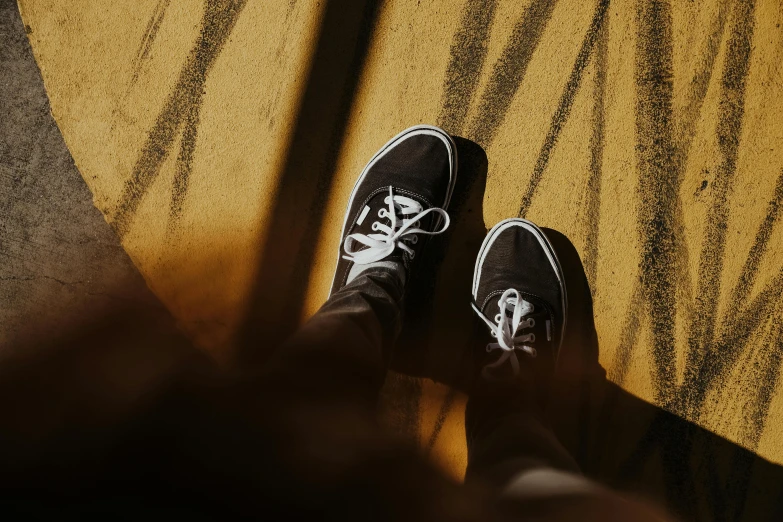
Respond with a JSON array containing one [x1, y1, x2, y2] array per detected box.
[[330, 125, 566, 382]]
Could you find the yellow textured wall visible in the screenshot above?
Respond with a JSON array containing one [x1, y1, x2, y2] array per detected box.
[[17, 0, 783, 491]]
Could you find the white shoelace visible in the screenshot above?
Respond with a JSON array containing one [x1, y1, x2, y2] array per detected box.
[[471, 288, 537, 378], [343, 187, 450, 265]]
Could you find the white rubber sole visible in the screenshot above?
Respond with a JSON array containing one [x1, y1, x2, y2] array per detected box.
[[472, 218, 568, 354], [329, 124, 458, 295]]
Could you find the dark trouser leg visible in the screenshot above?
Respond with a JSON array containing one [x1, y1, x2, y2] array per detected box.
[[261, 267, 404, 409], [247, 269, 487, 520], [464, 369, 671, 521], [464, 367, 579, 488]]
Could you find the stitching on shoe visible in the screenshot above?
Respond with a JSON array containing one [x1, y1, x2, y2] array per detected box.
[[480, 289, 506, 311], [348, 185, 435, 233]]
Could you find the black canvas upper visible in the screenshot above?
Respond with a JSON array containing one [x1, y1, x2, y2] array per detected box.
[[330, 126, 457, 295], [472, 219, 567, 378]]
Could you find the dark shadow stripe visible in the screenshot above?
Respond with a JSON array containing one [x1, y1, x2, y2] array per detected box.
[[425, 387, 457, 454], [718, 266, 783, 358], [582, 12, 608, 291], [632, 0, 678, 406], [725, 168, 783, 319], [728, 172, 783, 449], [168, 94, 203, 230], [667, 2, 729, 390], [609, 282, 644, 385], [516, 0, 609, 218], [633, 0, 728, 413], [465, 0, 558, 147], [110, 0, 250, 238], [743, 316, 783, 451], [437, 0, 499, 135], [724, 318, 783, 521], [128, 0, 172, 91], [684, 0, 757, 415], [239, 0, 382, 355], [674, 0, 730, 151], [692, 265, 783, 413]]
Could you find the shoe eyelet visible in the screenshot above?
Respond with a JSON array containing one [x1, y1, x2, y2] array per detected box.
[[529, 334, 535, 342], [486, 346, 492, 352], [411, 236, 418, 244], [378, 209, 387, 218], [528, 318, 535, 327], [371, 222, 379, 231], [494, 314, 502, 323], [409, 251, 415, 259], [530, 348, 538, 358]]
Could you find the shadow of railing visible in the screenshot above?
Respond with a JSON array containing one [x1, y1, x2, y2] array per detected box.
[[238, 0, 382, 361]]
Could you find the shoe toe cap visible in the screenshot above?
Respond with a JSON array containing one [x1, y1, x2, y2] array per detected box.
[[475, 222, 565, 320], [368, 130, 455, 207]]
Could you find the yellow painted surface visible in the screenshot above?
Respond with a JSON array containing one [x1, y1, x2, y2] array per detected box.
[[17, 0, 783, 487]]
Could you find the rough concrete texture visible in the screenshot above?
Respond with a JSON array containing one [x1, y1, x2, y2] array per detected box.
[[9, 0, 783, 519], [0, 0, 159, 353]]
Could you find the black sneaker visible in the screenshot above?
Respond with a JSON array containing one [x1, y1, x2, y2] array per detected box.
[[471, 219, 567, 381], [329, 125, 458, 296]]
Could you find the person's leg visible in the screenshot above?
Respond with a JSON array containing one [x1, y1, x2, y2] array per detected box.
[[465, 220, 673, 521], [465, 371, 579, 487], [240, 125, 473, 520], [262, 267, 405, 408], [465, 218, 578, 487], [80, 126, 466, 519], [262, 124, 458, 410]]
